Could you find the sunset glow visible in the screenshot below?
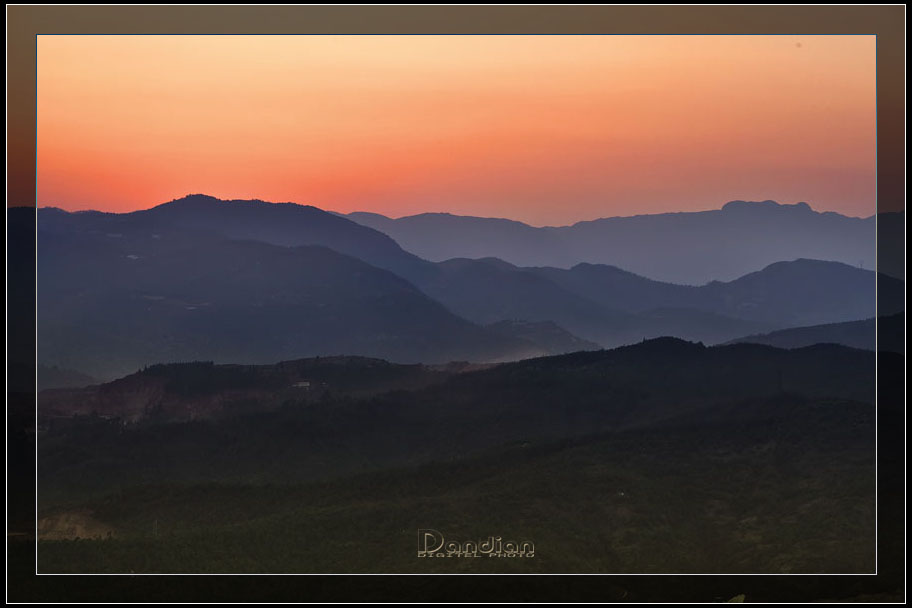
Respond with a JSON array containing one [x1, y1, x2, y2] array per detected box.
[[37, 35, 876, 225]]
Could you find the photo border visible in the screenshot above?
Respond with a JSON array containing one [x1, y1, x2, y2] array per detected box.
[[7, 5, 905, 603]]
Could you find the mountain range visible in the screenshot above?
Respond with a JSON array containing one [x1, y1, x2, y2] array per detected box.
[[20, 193, 903, 579], [421, 256, 901, 346], [32, 211, 539, 379], [345, 201, 901, 285], [22, 195, 903, 380]]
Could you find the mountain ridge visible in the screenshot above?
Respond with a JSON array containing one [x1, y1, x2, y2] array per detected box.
[[344, 199, 886, 284], [32, 215, 543, 379], [28, 197, 901, 377]]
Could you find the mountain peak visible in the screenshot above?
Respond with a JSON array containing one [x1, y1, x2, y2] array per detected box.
[[151, 194, 224, 211], [721, 200, 814, 213], [760, 258, 857, 273], [168, 193, 221, 204], [148, 195, 340, 219]]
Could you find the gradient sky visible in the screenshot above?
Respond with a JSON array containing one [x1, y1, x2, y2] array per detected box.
[[37, 35, 875, 226]]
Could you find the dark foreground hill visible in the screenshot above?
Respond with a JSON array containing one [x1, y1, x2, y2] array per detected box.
[[30, 339, 895, 576], [38, 338, 877, 436], [37, 356, 461, 423]]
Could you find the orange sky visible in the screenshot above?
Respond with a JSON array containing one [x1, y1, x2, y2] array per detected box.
[[37, 35, 875, 225]]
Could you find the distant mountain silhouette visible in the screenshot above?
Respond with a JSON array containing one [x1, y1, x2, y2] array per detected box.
[[42, 194, 436, 282], [34, 217, 539, 379], [414, 257, 635, 342], [693, 259, 902, 326], [410, 257, 772, 347], [346, 200, 880, 284], [31, 198, 901, 371], [411, 257, 899, 348], [531, 258, 902, 328], [727, 313, 903, 354]]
